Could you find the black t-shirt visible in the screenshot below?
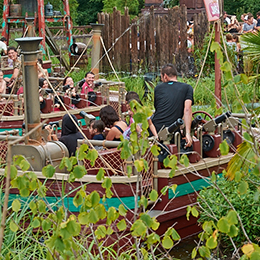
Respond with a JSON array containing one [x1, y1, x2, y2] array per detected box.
[[152, 81, 194, 132]]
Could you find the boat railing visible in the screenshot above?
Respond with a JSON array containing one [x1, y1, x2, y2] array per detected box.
[[0, 94, 23, 116]]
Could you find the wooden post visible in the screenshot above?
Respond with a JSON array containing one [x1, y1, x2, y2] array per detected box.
[[131, 17, 138, 73], [215, 21, 221, 108]]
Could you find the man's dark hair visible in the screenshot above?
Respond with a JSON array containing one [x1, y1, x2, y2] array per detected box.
[[38, 58, 43, 65], [257, 11, 260, 17], [0, 37, 7, 42], [93, 120, 105, 133], [85, 71, 95, 77], [126, 91, 140, 103], [7, 46, 17, 53], [100, 105, 119, 127], [161, 63, 177, 77]]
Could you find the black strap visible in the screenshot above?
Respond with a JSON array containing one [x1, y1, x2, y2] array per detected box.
[[113, 125, 124, 134]]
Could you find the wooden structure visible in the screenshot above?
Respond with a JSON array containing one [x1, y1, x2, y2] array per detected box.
[[98, 6, 209, 75], [179, 0, 206, 20]]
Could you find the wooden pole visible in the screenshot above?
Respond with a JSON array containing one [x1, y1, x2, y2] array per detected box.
[[214, 21, 221, 108]]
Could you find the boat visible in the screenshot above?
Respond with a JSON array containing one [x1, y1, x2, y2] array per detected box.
[[0, 34, 244, 258]]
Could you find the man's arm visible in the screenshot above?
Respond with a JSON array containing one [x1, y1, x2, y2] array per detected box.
[[183, 99, 193, 147]]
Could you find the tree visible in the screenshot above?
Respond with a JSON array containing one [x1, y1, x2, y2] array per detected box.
[[75, 0, 103, 26], [103, 0, 140, 17]]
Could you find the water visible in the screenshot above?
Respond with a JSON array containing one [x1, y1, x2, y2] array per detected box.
[[170, 235, 198, 259]]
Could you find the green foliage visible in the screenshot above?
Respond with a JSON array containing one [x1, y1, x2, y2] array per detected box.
[[103, 0, 140, 17], [198, 173, 260, 249], [75, 0, 103, 25]]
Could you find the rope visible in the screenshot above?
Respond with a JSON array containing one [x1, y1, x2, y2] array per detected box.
[[194, 24, 215, 92], [100, 36, 121, 82]]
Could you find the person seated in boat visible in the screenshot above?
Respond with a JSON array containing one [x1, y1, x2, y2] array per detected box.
[[123, 92, 158, 140], [81, 71, 95, 98], [37, 59, 49, 79], [0, 70, 6, 98], [91, 120, 105, 140], [63, 76, 80, 108], [0, 37, 7, 56], [99, 105, 127, 141], [45, 114, 84, 157], [4, 47, 22, 94], [39, 78, 49, 111], [152, 63, 193, 147]]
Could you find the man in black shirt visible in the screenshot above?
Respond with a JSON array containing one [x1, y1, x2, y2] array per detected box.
[[152, 63, 194, 147]]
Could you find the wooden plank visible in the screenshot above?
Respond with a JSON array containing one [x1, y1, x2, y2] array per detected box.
[[131, 17, 138, 73], [155, 15, 161, 69], [148, 6, 155, 70], [160, 15, 168, 65], [113, 8, 121, 71], [108, 12, 113, 72], [139, 13, 145, 69], [124, 8, 130, 72]]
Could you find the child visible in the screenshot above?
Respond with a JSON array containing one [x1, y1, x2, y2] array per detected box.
[[123, 92, 158, 140], [90, 119, 105, 140]]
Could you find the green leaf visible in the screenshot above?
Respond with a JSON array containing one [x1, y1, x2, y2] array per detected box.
[[127, 165, 132, 177], [95, 225, 107, 239], [66, 218, 81, 236], [96, 168, 105, 181], [206, 236, 217, 249], [241, 74, 249, 84], [29, 201, 37, 214], [102, 177, 112, 189], [217, 217, 230, 234], [7, 165, 17, 180], [191, 206, 199, 218], [242, 93, 250, 104], [32, 218, 41, 228], [107, 207, 118, 225], [211, 171, 216, 182], [251, 252, 260, 260], [180, 154, 189, 167], [86, 149, 98, 166], [78, 143, 88, 160], [198, 246, 211, 258], [226, 210, 238, 225], [191, 248, 197, 259], [12, 199, 21, 212], [227, 224, 239, 237], [234, 75, 241, 83], [134, 159, 144, 172], [10, 220, 18, 232], [118, 204, 127, 216], [243, 132, 252, 142], [131, 219, 147, 237], [138, 195, 148, 208], [220, 140, 229, 155], [78, 212, 89, 225], [88, 208, 99, 224], [73, 191, 83, 208], [238, 181, 248, 195], [73, 165, 87, 179], [147, 233, 160, 245], [117, 219, 127, 231], [95, 204, 107, 220], [90, 191, 100, 207], [170, 184, 177, 194], [42, 219, 52, 231], [151, 145, 160, 156], [42, 165, 55, 178], [160, 186, 169, 195], [162, 236, 173, 249], [149, 189, 158, 201], [234, 171, 242, 182], [20, 188, 30, 197], [202, 221, 213, 235], [37, 200, 46, 214], [54, 237, 65, 252], [19, 158, 30, 171], [171, 228, 180, 240], [221, 61, 232, 73]]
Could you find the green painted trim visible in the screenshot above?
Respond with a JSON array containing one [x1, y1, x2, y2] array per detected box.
[[0, 128, 23, 136], [8, 193, 138, 212], [168, 174, 223, 199]]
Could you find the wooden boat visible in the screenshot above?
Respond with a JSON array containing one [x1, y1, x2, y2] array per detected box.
[[0, 37, 244, 258]]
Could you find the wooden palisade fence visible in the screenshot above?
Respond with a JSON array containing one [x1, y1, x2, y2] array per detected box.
[[98, 5, 209, 75]]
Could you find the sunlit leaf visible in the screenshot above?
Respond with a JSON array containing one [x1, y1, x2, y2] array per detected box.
[[10, 220, 18, 232], [131, 219, 147, 237], [117, 219, 127, 231], [242, 243, 254, 257], [118, 204, 127, 216], [227, 224, 239, 237], [32, 218, 41, 228], [73, 165, 87, 179], [198, 246, 211, 258], [42, 165, 55, 178], [96, 168, 105, 181], [217, 217, 230, 234], [151, 145, 160, 156], [162, 236, 173, 249], [149, 189, 158, 202], [12, 199, 21, 212], [170, 184, 177, 194], [219, 140, 229, 155], [226, 210, 238, 225]]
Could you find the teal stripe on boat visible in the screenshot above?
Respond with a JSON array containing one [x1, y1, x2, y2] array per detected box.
[[168, 178, 210, 199], [8, 193, 138, 212], [0, 128, 23, 136]]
